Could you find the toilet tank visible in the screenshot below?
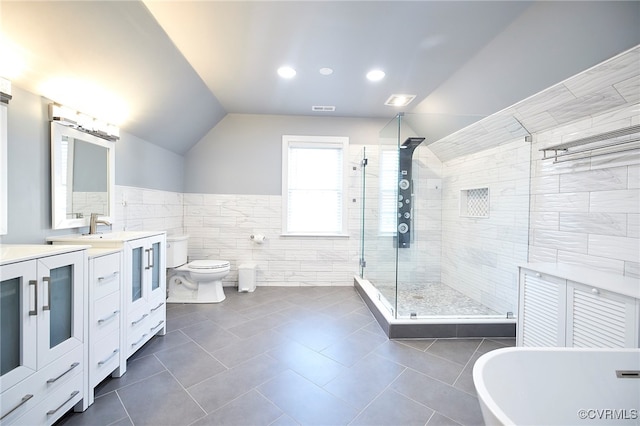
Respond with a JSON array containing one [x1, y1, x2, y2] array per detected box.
[[166, 235, 189, 268]]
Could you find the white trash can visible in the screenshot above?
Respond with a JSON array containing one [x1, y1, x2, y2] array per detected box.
[[238, 263, 257, 292]]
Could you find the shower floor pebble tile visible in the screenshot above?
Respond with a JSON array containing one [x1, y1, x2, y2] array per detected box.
[[377, 282, 501, 317], [56, 286, 514, 426]]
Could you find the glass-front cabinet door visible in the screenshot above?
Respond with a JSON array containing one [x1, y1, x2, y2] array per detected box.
[[0, 260, 38, 392], [131, 247, 144, 303], [36, 251, 84, 367], [126, 239, 147, 312], [148, 235, 165, 301]]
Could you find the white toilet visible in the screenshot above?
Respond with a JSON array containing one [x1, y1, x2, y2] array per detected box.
[[166, 235, 230, 303]]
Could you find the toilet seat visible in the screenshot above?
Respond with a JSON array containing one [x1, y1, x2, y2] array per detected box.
[[188, 259, 230, 270]]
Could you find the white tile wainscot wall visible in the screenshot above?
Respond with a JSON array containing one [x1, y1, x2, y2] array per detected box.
[[113, 185, 184, 235], [529, 103, 640, 278], [182, 144, 364, 288], [183, 193, 362, 287]]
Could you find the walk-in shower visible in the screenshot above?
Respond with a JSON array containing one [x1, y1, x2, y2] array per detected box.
[[356, 112, 531, 338]]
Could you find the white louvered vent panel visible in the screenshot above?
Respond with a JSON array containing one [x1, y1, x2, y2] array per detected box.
[[571, 289, 626, 348], [521, 274, 561, 347]]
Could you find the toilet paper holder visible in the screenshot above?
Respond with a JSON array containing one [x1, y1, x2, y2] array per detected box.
[[250, 234, 266, 244]]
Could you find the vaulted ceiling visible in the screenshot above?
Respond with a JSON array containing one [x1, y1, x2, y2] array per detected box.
[[1, 1, 638, 155]]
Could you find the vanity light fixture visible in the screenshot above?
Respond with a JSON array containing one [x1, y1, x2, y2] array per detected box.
[[384, 94, 416, 107], [49, 103, 119, 141], [0, 77, 11, 104]]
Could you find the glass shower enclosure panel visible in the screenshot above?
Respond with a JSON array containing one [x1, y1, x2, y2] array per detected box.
[[362, 111, 531, 320]]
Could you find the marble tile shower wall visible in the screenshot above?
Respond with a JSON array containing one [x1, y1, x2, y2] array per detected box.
[[529, 103, 640, 279], [440, 139, 531, 315]]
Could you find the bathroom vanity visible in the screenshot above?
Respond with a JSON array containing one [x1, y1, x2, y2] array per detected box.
[[518, 263, 640, 348], [0, 245, 89, 425], [86, 248, 124, 406], [48, 231, 167, 359]]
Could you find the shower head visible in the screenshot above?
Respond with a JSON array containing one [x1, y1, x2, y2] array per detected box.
[[401, 137, 425, 149]]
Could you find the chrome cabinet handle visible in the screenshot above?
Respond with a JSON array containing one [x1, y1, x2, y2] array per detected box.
[[29, 280, 37, 316], [98, 349, 119, 366], [98, 271, 119, 282], [151, 320, 164, 332], [98, 310, 120, 324], [131, 334, 148, 348], [47, 362, 80, 384], [149, 247, 154, 269], [150, 302, 164, 312], [131, 313, 148, 326], [43, 276, 51, 311], [145, 248, 151, 270], [0, 394, 33, 420], [46, 391, 79, 416]]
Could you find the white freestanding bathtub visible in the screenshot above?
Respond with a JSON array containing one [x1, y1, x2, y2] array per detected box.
[[473, 347, 640, 426]]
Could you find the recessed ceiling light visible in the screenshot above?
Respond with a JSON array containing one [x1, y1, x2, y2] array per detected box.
[[319, 67, 333, 76], [384, 94, 416, 107], [277, 66, 296, 79], [366, 69, 385, 82]]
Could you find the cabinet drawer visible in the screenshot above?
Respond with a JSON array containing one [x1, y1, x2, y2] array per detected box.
[[90, 329, 121, 387], [92, 253, 121, 300], [127, 322, 151, 357], [127, 304, 150, 334], [0, 346, 83, 424], [13, 370, 83, 426], [92, 291, 121, 339], [126, 305, 151, 357]]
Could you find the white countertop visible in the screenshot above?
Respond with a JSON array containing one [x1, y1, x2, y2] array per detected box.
[[1, 244, 90, 265], [87, 247, 123, 259], [520, 262, 640, 299], [47, 230, 165, 244]]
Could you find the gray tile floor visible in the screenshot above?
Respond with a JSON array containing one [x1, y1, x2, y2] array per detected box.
[[57, 286, 514, 426]]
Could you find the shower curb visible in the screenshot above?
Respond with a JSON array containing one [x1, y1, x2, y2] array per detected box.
[[354, 277, 516, 339]]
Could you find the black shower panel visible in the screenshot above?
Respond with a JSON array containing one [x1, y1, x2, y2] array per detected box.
[[397, 137, 425, 248]]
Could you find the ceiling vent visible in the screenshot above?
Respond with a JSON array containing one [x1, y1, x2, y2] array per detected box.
[[312, 105, 336, 112], [384, 94, 416, 107]]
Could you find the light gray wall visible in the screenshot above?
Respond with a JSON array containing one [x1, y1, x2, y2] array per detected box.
[[184, 113, 389, 194], [115, 131, 185, 193], [1, 85, 185, 244]]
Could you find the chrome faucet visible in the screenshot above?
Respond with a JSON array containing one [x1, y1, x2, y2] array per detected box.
[[89, 213, 111, 234]]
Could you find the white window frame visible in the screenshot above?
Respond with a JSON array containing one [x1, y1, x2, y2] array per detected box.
[[379, 148, 399, 236], [282, 135, 349, 236]]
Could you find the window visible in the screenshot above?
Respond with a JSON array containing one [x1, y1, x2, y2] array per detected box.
[[379, 148, 398, 234], [282, 135, 348, 235]]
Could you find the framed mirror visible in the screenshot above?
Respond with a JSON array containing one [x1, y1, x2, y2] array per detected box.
[[51, 121, 115, 229], [0, 102, 7, 235]]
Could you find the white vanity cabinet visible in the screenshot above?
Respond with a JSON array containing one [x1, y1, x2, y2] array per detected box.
[[86, 249, 124, 406], [123, 234, 166, 357], [1, 245, 88, 425], [48, 231, 167, 359], [518, 263, 640, 348]]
